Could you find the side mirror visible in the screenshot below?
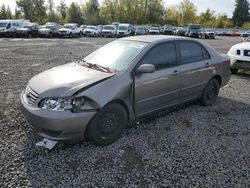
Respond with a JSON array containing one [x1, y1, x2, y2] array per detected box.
[[136, 64, 155, 74]]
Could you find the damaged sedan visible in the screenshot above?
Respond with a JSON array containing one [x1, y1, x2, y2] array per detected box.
[[21, 36, 231, 146]]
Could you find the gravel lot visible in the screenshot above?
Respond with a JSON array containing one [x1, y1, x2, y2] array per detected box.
[[0, 36, 250, 187]]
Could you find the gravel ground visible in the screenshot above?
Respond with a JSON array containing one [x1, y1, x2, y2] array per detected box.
[[0, 36, 250, 187]]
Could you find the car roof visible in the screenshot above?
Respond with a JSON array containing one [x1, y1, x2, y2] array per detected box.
[[120, 35, 191, 43]]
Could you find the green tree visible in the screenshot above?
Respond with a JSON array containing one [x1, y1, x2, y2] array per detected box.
[[66, 3, 84, 24], [100, 0, 164, 24], [16, 0, 47, 23], [83, 0, 100, 25], [16, 0, 33, 20], [198, 9, 216, 27], [0, 4, 7, 19], [232, 0, 250, 27], [14, 8, 22, 19], [164, 6, 181, 25], [5, 5, 12, 19], [178, 0, 197, 26], [46, 0, 61, 23], [57, 0, 67, 21]]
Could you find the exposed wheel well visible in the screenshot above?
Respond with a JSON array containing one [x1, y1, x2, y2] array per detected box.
[[211, 75, 222, 86], [107, 100, 130, 120]]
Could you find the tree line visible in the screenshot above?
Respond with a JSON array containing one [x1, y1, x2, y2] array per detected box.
[[0, 0, 249, 28]]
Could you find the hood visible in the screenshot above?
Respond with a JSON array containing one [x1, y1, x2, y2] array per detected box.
[[59, 28, 71, 32], [17, 28, 30, 32], [28, 62, 115, 97], [84, 29, 95, 32], [232, 42, 250, 50], [39, 28, 51, 32]]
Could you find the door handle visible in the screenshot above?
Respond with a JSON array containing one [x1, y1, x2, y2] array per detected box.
[[205, 62, 209, 67]]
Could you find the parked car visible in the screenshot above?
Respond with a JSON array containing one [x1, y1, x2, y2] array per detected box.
[[38, 23, 60, 38], [20, 35, 231, 146], [149, 26, 161, 35], [135, 26, 148, 35], [0, 19, 30, 37], [175, 27, 187, 36], [241, 31, 250, 38], [226, 31, 241, 37], [101, 25, 117, 37], [186, 24, 200, 38], [227, 37, 250, 73], [83, 25, 100, 37], [162, 24, 174, 35], [16, 23, 39, 38], [117, 23, 134, 37], [59, 23, 81, 38], [200, 29, 215, 39]]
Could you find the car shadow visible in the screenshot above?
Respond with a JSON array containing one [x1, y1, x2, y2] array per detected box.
[[22, 95, 250, 186]]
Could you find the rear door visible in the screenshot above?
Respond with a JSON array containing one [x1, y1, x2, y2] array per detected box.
[[134, 42, 181, 116], [177, 40, 212, 102]]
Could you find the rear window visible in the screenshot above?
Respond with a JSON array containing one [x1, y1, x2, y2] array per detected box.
[[179, 41, 210, 64]]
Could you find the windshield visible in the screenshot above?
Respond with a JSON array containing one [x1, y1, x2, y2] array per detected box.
[[0, 23, 7, 28], [45, 25, 54, 29], [64, 25, 74, 29], [103, 26, 114, 30], [151, 27, 159, 30], [86, 26, 96, 30], [118, 26, 128, 30], [84, 40, 148, 71], [136, 27, 145, 31]]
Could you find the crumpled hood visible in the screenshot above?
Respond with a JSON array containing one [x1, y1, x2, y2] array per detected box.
[[28, 63, 115, 97]]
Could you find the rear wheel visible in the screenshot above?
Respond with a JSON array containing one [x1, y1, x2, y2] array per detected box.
[[200, 78, 220, 106], [69, 33, 72, 38], [230, 68, 238, 74], [86, 103, 127, 146]]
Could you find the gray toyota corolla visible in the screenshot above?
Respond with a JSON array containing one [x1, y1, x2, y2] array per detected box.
[[21, 36, 231, 146]]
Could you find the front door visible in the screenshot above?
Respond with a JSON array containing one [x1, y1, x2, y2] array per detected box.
[[134, 42, 181, 116]]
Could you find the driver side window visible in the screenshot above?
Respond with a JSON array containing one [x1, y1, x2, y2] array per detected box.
[[140, 42, 177, 70]]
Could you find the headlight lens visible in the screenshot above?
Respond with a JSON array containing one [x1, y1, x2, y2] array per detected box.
[[39, 97, 86, 112]]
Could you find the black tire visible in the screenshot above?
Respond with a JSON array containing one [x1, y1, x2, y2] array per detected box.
[[27, 33, 32, 38], [49, 33, 53, 38], [69, 33, 72, 38], [200, 78, 220, 106], [86, 103, 128, 146], [230, 68, 238, 74]]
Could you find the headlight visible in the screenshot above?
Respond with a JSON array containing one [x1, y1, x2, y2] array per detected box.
[[39, 97, 86, 112]]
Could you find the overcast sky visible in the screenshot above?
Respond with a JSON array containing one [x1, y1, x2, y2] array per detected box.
[[0, 0, 236, 18]]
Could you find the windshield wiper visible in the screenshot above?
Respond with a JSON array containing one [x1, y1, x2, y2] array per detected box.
[[77, 60, 112, 73]]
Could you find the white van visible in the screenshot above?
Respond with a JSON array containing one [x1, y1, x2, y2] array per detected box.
[[117, 23, 134, 37], [0, 19, 30, 37]]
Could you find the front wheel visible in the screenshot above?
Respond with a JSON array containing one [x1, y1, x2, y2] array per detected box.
[[200, 78, 220, 106], [230, 68, 238, 74], [86, 103, 128, 146]]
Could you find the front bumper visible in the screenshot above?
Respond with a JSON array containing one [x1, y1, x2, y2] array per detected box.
[[229, 55, 250, 70], [20, 91, 96, 141]]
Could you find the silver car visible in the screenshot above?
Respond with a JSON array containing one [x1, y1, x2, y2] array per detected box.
[[21, 36, 231, 146]]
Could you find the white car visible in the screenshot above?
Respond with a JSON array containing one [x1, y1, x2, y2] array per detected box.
[[149, 27, 160, 35], [59, 23, 80, 38], [227, 37, 250, 73], [83, 25, 100, 37]]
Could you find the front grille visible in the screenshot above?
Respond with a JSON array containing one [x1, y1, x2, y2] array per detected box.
[[59, 31, 67, 33], [24, 86, 39, 105], [85, 31, 91, 34], [209, 33, 214, 36], [119, 32, 124, 35], [244, 50, 250, 57]]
